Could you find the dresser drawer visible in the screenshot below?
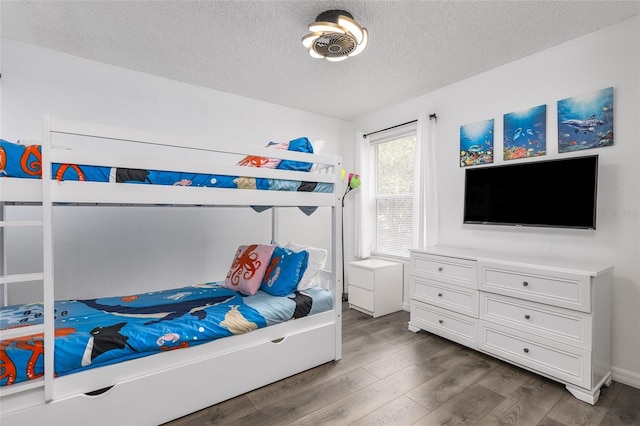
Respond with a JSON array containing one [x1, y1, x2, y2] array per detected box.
[[478, 321, 591, 388], [478, 262, 591, 312], [411, 253, 476, 288], [411, 277, 478, 317], [480, 293, 591, 350], [348, 285, 374, 312], [410, 301, 477, 349]]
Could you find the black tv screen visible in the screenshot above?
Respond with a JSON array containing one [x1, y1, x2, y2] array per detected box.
[[463, 155, 598, 229]]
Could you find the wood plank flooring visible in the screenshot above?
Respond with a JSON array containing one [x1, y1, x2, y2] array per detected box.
[[165, 304, 640, 425]]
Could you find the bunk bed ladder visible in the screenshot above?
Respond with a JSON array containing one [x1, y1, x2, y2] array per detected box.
[[0, 205, 44, 306], [0, 189, 45, 397]]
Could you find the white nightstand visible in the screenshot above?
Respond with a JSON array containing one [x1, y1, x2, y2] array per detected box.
[[348, 259, 403, 318]]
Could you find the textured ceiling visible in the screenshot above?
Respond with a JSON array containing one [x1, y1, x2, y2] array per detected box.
[[2, 1, 640, 120]]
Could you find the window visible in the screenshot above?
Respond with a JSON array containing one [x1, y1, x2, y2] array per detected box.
[[370, 126, 416, 258]]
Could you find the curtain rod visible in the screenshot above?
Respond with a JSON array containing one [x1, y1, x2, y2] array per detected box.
[[363, 114, 437, 139]]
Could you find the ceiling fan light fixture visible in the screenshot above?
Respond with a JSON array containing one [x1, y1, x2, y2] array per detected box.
[[308, 48, 324, 59], [302, 32, 321, 48], [308, 21, 345, 34], [302, 10, 368, 61], [337, 15, 364, 44], [348, 28, 368, 57]]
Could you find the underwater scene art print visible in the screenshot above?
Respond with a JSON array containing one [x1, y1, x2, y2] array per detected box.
[[503, 104, 546, 160], [460, 119, 494, 167], [557, 87, 613, 153]]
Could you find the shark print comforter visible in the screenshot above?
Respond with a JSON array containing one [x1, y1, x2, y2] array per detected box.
[[0, 283, 332, 386]]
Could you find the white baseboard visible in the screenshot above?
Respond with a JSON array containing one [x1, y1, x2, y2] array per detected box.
[[402, 302, 410, 312], [611, 366, 640, 389]]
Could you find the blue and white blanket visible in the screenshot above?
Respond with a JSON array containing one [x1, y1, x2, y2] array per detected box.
[[0, 283, 332, 386]]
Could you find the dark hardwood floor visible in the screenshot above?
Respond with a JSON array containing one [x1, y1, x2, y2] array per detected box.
[[166, 303, 640, 425]]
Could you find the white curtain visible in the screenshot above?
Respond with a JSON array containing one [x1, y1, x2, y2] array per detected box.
[[412, 113, 439, 249], [354, 131, 371, 258]]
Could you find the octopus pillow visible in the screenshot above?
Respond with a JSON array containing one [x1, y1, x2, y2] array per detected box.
[[236, 141, 289, 169], [260, 246, 309, 296], [223, 244, 276, 296]]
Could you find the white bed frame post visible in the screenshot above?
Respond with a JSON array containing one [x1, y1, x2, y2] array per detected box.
[[41, 115, 55, 402], [333, 158, 343, 361], [271, 207, 279, 243]]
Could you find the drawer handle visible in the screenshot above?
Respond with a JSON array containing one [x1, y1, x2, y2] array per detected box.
[[438, 267, 443, 272], [524, 314, 531, 320], [85, 385, 115, 397], [438, 319, 444, 324], [438, 293, 443, 297], [523, 348, 530, 353], [522, 281, 529, 287]]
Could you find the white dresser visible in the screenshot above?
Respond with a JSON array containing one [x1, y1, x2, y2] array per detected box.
[[409, 246, 613, 405], [348, 259, 403, 318]]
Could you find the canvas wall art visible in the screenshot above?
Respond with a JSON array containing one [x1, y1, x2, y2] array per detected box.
[[460, 118, 494, 167], [503, 104, 546, 160], [557, 87, 613, 153]]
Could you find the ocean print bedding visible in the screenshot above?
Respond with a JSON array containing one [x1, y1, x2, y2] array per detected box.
[[0, 283, 332, 386], [0, 139, 333, 194]]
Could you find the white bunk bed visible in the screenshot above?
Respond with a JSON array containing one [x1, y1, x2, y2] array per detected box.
[[0, 116, 343, 425]]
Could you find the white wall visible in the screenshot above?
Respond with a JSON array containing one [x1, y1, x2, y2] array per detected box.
[[353, 16, 640, 386], [0, 39, 352, 300]]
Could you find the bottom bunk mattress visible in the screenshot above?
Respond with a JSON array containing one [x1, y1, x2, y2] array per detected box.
[[0, 283, 332, 386]]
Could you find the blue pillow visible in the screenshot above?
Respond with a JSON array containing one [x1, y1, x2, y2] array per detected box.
[[261, 246, 309, 296], [276, 137, 314, 172]]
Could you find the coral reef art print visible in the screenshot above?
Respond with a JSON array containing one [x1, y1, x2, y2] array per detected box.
[[503, 105, 546, 160], [460, 119, 494, 167], [557, 87, 613, 153]]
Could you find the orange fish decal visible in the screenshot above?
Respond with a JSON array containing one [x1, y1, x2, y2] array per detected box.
[[20, 145, 42, 177], [263, 256, 280, 284]]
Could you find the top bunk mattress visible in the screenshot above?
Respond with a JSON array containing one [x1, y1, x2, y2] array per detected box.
[[1, 137, 334, 209]]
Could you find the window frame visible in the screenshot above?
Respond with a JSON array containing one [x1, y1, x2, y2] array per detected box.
[[368, 124, 417, 259]]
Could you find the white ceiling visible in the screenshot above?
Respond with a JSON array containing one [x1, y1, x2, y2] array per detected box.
[[2, 1, 639, 121]]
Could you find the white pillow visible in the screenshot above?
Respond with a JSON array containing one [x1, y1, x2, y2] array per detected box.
[[309, 140, 325, 171], [285, 241, 328, 290]]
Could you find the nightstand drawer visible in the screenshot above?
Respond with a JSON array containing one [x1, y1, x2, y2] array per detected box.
[[411, 277, 478, 317], [348, 265, 375, 291], [410, 301, 477, 349], [411, 254, 476, 288], [479, 321, 590, 388], [480, 293, 591, 349], [348, 285, 374, 312], [478, 262, 591, 312]]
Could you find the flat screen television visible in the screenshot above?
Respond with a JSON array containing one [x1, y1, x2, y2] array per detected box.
[[463, 155, 598, 229]]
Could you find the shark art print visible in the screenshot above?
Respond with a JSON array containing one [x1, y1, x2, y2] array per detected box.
[[557, 87, 614, 153]]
